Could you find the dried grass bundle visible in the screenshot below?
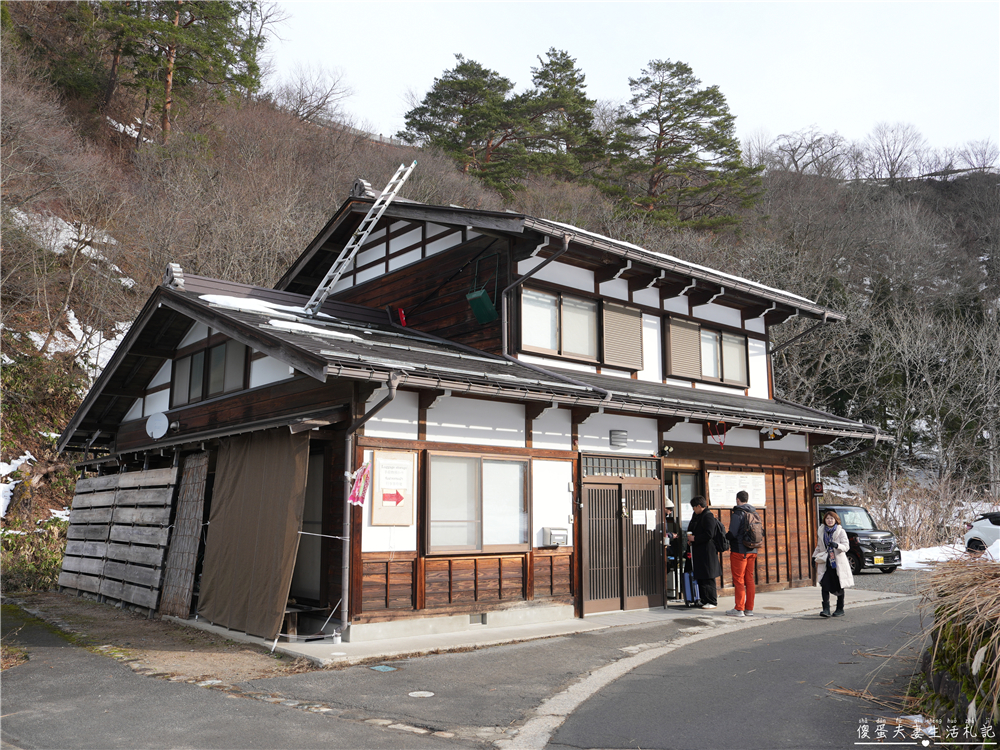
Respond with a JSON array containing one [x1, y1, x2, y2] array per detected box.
[[919, 555, 1000, 723]]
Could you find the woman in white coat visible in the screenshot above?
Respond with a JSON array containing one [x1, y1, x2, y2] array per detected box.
[[812, 509, 854, 617]]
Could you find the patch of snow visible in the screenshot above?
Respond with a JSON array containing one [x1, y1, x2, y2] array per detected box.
[[49, 508, 70, 522], [1, 451, 36, 518], [199, 294, 337, 321], [0, 528, 26, 536], [267, 319, 361, 340], [900, 544, 965, 568]]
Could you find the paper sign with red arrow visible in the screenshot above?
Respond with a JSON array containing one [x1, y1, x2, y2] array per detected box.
[[382, 490, 405, 506]]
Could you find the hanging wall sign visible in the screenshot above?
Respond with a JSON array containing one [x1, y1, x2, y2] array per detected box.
[[371, 451, 416, 526], [707, 471, 767, 507]]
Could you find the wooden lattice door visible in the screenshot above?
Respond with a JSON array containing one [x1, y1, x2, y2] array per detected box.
[[582, 481, 663, 614]]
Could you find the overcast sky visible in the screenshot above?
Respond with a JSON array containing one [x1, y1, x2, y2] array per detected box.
[[266, 2, 999, 152]]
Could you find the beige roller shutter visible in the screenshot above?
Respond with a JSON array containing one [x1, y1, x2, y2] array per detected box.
[[668, 318, 702, 379], [602, 303, 643, 370]]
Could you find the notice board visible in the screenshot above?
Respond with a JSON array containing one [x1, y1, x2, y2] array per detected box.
[[371, 450, 416, 526], [707, 471, 767, 507]]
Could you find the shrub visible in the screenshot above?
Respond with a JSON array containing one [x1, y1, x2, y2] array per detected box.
[[0, 518, 68, 593]]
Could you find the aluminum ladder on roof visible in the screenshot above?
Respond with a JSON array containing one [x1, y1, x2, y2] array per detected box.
[[303, 160, 417, 316]]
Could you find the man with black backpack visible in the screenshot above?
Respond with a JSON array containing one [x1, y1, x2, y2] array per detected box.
[[727, 490, 764, 618]]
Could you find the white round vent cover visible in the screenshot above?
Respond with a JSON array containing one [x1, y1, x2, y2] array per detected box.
[[145, 412, 169, 440]]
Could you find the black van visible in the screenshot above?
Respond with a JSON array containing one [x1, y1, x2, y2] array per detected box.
[[818, 504, 901, 574]]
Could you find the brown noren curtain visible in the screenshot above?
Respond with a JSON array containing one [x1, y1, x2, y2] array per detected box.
[[197, 429, 309, 639]]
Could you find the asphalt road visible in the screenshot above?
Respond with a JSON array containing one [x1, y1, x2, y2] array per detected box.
[[549, 598, 925, 750], [2, 595, 925, 750]]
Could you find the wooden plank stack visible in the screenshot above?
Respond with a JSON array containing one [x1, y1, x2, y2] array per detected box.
[[60, 467, 179, 611]]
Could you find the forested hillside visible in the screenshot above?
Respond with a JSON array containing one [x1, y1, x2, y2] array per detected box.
[[2, 1, 997, 548]]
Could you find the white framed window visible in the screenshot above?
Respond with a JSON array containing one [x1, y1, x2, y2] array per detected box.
[[521, 288, 643, 368], [669, 319, 749, 387], [172, 338, 247, 408], [427, 453, 530, 554]]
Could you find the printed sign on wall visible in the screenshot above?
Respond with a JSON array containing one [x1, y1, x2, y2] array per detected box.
[[707, 471, 767, 507], [371, 450, 416, 526]]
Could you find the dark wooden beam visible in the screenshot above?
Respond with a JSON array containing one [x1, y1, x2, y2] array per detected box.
[[659, 280, 692, 299], [657, 416, 682, 434], [740, 303, 772, 321], [419, 390, 447, 411], [525, 402, 556, 422], [127, 346, 174, 360], [594, 260, 631, 285], [764, 306, 798, 326], [571, 406, 599, 425], [686, 284, 723, 307]]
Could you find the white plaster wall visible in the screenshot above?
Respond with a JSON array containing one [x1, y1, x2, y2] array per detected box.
[[178, 321, 209, 347], [763, 433, 809, 452], [356, 265, 383, 285], [692, 302, 742, 328], [662, 296, 689, 315], [518, 353, 597, 373], [143, 389, 170, 417], [747, 338, 770, 399], [663, 421, 704, 444], [599, 368, 632, 379], [357, 244, 386, 267], [531, 408, 572, 450], [361, 449, 418, 552], [577, 412, 657, 455], [391, 227, 422, 252], [124, 398, 143, 422], [389, 248, 421, 271], [694, 382, 745, 395], [426, 233, 459, 256], [744, 317, 766, 334], [149, 361, 172, 388], [719, 427, 761, 448], [598, 278, 629, 301], [363, 390, 419, 440], [425, 396, 525, 447], [637, 314, 662, 383], [517, 258, 595, 292], [531, 459, 574, 548], [250, 355, 294, 388], [665, 377, 695, 389], [631, 287, 660, 308]]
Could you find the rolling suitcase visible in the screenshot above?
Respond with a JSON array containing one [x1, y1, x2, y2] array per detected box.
[[682, 571, 701, 608]]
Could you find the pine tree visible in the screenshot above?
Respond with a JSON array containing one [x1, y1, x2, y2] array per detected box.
[[398, 55, 528, 194], [98, 1, 264, 144], [604, 59, 760, 228], [523, 48, 602, 179]]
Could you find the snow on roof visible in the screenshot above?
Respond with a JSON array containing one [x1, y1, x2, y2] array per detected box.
[[540, 218, 817, 306]]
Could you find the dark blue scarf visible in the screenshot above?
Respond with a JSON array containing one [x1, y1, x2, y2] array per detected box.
[[823, 524, 838, 568]]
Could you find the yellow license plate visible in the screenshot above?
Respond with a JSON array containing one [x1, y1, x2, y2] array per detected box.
[[873, 556, 884, 565]]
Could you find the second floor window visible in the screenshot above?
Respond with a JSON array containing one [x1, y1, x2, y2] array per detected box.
[[669, 318, 749, 387], [172, 339, 247, 408], [521, 289, 598, 360]]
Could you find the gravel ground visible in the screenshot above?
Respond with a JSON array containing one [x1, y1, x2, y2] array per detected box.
[[850, 565, 929, 595]]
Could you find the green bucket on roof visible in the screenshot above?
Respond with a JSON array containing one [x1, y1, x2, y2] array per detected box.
[[466, 254, 499, 324]]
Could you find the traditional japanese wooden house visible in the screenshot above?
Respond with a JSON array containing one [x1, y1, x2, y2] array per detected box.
[[58, 179, 884, 642]]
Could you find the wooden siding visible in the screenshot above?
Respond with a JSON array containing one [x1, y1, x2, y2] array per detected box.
[[424, 555, 526, 607], [159, 452, 209, 617], [706, 460, 813, 591], [116, 376, 353, 454], [60, 467, 179, 610], [532, 549, 574, 599], [333, 236, 510, 355]]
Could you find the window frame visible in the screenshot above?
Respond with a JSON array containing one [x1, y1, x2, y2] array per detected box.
[[426, 451, 532, 555], [171, 332, 249, 409], [667, 317, 750, 387], [520, 287, 599, 363]]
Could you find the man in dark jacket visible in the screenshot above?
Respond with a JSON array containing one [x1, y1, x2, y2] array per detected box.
[[727, 490, 759, 618], [687, 495, 721, 608]]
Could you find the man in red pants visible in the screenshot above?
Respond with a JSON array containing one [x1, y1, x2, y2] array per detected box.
[[727, 490, 760, 617]]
